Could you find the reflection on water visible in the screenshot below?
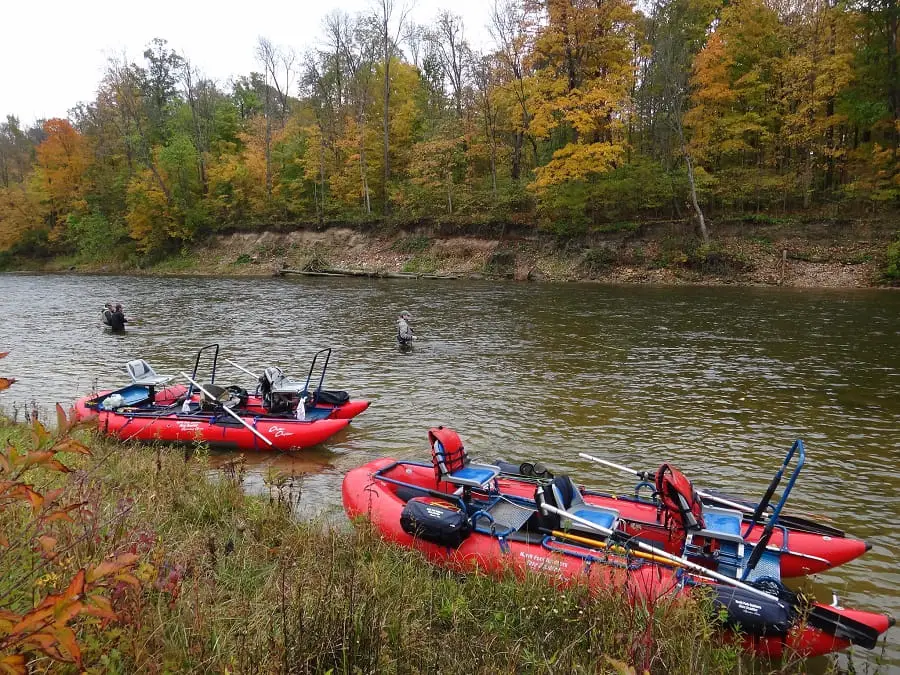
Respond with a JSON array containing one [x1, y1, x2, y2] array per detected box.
[[206, 448, 337, 518], [1, 272, 897, 670]]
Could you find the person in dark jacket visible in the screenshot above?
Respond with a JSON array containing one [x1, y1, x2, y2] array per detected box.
[[108, 303, 127, 332]]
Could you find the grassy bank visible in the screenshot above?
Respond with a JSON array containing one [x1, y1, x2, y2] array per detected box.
[[0, 414, 850, 673]]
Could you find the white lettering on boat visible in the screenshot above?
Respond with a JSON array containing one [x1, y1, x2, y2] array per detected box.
[[268, 426, 294, 438], [176, 421, 203, 431], [518, 551, 563, 573]]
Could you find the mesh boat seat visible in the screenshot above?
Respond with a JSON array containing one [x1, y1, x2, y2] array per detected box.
[[125, 359, 172, 387], [429, 426, 499, 491], [536, 476, 621, 534]]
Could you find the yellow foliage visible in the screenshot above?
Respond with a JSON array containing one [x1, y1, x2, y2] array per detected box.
[[531, 141, 628, 189], [0, 186, 44, 252], [125, 169, 171, 253]]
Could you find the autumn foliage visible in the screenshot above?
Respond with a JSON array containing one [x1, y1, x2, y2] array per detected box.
[[0, 0, 897, 259], [0, 360, 142, 672]]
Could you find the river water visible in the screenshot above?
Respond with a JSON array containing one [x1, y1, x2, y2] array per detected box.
[[1, 272, 897, 670]]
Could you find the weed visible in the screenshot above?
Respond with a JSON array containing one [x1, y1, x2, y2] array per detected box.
[[580, 247, 618, 277], [402, 254, 441, 274], [391, 235, 431, 254]]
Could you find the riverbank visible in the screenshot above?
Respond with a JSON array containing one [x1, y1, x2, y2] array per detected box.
[[0, 414, 747, 674], [23, 216, 900, 288]]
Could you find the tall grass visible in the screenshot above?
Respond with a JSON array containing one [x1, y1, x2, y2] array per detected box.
[[1, 416, 842, 673]]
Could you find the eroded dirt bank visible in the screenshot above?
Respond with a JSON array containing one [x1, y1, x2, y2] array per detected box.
[[147, 218, 896, 288]]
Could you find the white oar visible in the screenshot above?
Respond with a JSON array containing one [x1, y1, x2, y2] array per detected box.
[[225, 359, 259, 380], [578, 452, 752, 514], [538, 501, 783, 604], [179, 372, 274, 447]]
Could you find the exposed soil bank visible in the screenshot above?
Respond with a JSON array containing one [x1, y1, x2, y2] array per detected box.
[[53, 218, 900, 287]]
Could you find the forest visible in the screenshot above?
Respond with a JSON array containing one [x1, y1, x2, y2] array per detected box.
[[0, 0, 897, 266]]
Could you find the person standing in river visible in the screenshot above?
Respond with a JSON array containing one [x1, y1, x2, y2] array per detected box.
[[108, 303, 127, 332], [397, 310, 416, 347]]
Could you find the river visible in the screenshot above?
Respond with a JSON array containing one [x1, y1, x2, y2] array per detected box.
[[1, 272, 897, 670]]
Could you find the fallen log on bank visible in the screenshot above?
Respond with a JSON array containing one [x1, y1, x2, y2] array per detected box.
[[275, 267, 458, 280]]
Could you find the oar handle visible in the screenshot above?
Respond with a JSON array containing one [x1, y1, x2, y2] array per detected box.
[[538, 502, 783, 605], [179, 372, 274, 447]]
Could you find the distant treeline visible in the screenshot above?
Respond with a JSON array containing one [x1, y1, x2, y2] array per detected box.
[[0, 0, 898, 264]]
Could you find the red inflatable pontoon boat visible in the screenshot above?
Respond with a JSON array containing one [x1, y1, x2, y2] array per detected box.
[[490, 441, 871, 579], [74, 344, 369, 452], [342, 427, 894, 658]]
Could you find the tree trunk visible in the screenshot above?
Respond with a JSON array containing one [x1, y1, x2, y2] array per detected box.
[[447, 171, 453, 214], [382, 22, 391, 215], [684, 149, 708, 245], [512, 130, 522, 180], [265, 88, 273, 199], [319, 138, 326, 224], [360, 133, 371, 214]]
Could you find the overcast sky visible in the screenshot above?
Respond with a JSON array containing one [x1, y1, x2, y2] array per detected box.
[[0, 0, 496, 126]]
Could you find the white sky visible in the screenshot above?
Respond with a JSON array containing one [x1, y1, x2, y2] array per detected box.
[[0, 0, 496, 126]]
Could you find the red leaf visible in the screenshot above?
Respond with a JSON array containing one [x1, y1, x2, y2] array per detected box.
[[52, 438, 91, 456], [1, 484, 44, 510], [52, 625, 81, 665], [86, 553, 138, 583], [84, 594, 117, 621], [40, 502, 84, 525], [31, 419, 50, 446], [0, 378, 14, 392], [21, 451, 55, 469], [37, 535, 57, 559], [10, 606, 55, 634], [55, 404, 69, 434]]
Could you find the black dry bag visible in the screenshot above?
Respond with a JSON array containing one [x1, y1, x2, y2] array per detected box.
[[400, 497, 471, 548], [711, 585, 792, 637]]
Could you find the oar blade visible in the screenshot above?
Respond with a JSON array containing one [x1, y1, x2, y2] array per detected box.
[[806, 605, 884, 650]]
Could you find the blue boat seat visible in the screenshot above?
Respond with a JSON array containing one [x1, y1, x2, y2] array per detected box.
[[537, 476, 621, 535], [429, 426, 499, 491], [685, 506, 748, 579], [701, 506, 744, 539]]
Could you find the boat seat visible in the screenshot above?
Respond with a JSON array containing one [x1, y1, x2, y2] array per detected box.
[[684, 506, 747, 579], [259, 366, 307, 394], [537, 476, 620, 534], [697, 506, 744, 542], [429, 426, 499, 490], [125, 359, 172, 387]]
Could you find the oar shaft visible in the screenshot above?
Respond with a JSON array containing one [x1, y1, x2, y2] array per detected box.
[[579, 452, 756, 514], [179, 372, 274, 447], [225, 359, 259, 380], [579, 452, 638, 476], [548, 529, 672, 565], [539, 502, 781, 604]]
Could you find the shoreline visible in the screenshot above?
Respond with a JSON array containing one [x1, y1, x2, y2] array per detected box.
[[8, 217, 899, 289]]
